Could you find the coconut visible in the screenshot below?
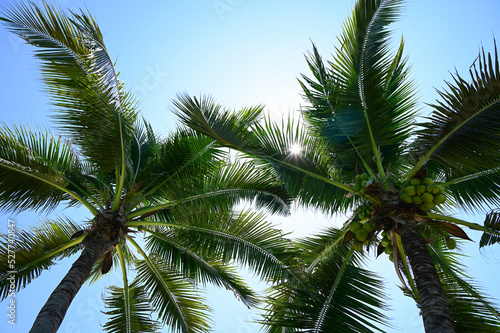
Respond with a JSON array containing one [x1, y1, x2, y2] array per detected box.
[[427, 184, 441, 194], [446, 238, 456, 250], [355, 229, 369, 242], [349, 221, 361, 233], [400, 193, 413, 204], [412, 195, 423, 205], [423, 202, 435, 210], [434, 194, 446, 205], [352, 241, 364, 251], [416, 185, 427, 196], [409, 178, 421, 186], [422, 192, 434, 203], [404, 186, 416, 196], [422, 178, 434, 186], [362, 222, 375, 233]]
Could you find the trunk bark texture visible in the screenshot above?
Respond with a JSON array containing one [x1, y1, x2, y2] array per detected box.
[[399, 221, 456, 333], [29, 232, 109, 333]]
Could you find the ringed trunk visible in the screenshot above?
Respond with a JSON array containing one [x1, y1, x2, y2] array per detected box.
[[29, 231, 110, 333], [399, 220, 455, 333]]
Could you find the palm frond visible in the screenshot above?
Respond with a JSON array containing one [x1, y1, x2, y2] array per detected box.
[[173, 94, 262, 150], [134, 255, 211, 333], [480, 209, 500, 247], [0, 123, 99, 213], [173, 94, 356, 214], [130, 209, 296, 284], [145, 230, 258, 308], [102, 281, 161, 333], [300, 0, 416, 173], [262, 241, 391, 332], [428, 244, 500, 331], [253, 116, 356, 214], [0, 217, 83, 299], [128, 128, 223, 211], [411, 43, 500, 211], [1, 2, 137, 173]]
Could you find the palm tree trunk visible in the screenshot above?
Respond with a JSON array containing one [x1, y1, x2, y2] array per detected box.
[[29, 232, 109, 333], [399, 221, 455, 333]]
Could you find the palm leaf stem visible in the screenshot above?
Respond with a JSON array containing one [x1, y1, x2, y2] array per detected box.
[[408, 97, 500, 180], [395, 233, 418, 299], [440, 167, 500, 187], [112, 164, 126, 212], [358, 1, 387, 181], [264, 155, 354, 193], [0, 158, 99, 215], [115, 243, 131, 333], [314, 247, 355, 332], [127, 187, 286, 219], [425, 213, 500, 237]]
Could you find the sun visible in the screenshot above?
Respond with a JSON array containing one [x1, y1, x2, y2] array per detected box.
[[289, 144, 302, 155]]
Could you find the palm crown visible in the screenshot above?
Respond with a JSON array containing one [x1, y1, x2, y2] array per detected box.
[[0, 3, 297, 333], [173, 0, 500, 331]]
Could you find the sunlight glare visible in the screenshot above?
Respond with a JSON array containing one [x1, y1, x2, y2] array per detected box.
[[289, 144, 302, 155]]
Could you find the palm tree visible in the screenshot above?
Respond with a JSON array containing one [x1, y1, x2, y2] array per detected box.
[[0, 3, 296, 333], [172, 0, 500, 331]]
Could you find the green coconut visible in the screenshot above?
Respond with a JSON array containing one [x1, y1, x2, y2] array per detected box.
[[355, 229, 369, 242], [434, 193, 446, 205], [416, 185, 427, 196], [446, 238, 457, 250], [409, 178, 421, 186], [349, 221, 361, 233], [412, 195, 423, 205], [422, 178, 434, 186], [422, 192, 434, 203]]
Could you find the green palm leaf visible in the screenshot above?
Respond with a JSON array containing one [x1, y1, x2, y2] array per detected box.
[[129, 210, 295, 284], [145, 230, 258, 307], [134, 255, 211, 333], [411, 44, 500, 211], [0, 124, 98, 213], [300, 0, 417, 175], [428, 244, 500, 331], [1, 2, 137, 176], [480, 209, 500, 247], [173, 94, 355, 214], [253, 117, 356, 214], [263, 238, 391, 333], [129, 128, 223, 208], [102, 281, 160, 333], [0, 217, 83, 299]]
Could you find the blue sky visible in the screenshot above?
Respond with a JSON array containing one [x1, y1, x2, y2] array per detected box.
[[1, 0, 500, 332]]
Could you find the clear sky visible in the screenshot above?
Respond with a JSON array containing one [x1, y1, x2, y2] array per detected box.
[[1, 0, 500, 332]]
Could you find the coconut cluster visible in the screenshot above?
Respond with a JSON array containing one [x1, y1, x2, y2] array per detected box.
[[355, 201, 376, 221], [399, 177, 446, 211], [352, 173, 371, 195], [349, 221, 375, 251], [379, 231, 394, 261]]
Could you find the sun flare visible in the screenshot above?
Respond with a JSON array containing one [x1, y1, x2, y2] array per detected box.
[[289, 144, 302, 155]]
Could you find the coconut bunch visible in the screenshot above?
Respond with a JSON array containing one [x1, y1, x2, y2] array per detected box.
[[399, 177, 446, 211], [352, 172, 372, 195], [346, 201, 377, 251]]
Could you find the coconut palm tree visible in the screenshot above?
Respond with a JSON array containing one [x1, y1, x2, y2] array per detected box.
[[0, 3, 297, 333], [172, 0, 500, 331]]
